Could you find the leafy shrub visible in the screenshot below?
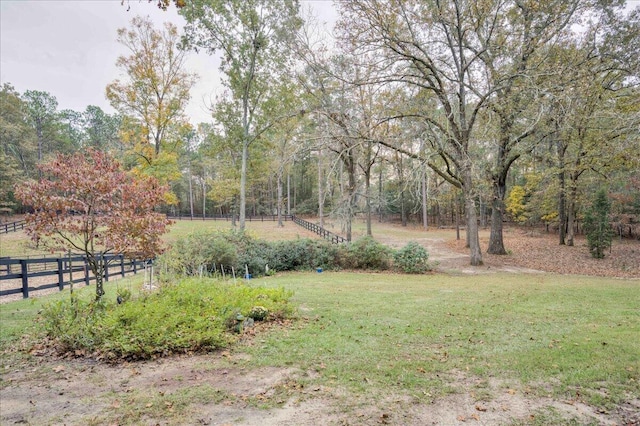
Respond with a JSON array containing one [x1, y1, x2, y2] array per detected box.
[[393, 241, 432, 274], [162, 232, 342, 277], [40, 278, 294, 360], [340, 236, 392, 270], [161, 231, 238, 275], [269, 238, 340, 272]]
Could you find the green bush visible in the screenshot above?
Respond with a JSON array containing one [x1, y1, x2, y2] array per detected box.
[[162, 232, 343, 277], [269, 239, 340, 272], [40, 278, 294, 360], [393, 241, 432, 274], [161, 231, 238, 275], [341, 236, 392, 270]]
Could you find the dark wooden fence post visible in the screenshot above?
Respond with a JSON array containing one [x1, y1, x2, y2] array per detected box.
[[133, 259, 137, 274], [21, 260, 28, 299], [57, 258, 64, 291], [84, 258, 90, 286], [103, 253, 109, 282], [120, 254, 125, 278]]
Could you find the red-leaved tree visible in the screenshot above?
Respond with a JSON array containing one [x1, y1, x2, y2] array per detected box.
[[16, 149, 171, 300]]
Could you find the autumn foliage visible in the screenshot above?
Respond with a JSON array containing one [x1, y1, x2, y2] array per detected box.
[[16, 149, 170, 299]]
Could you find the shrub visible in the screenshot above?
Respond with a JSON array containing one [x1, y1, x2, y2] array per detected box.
[[161, 231, 238, 275], [40, 278, 294, 360], [393, 241, 432, 274], [268, 239, 340, 272], [341, 236, 392, 270], [162, 232, 343, 277]]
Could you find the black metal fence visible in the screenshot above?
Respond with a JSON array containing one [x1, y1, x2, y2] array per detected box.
[[0, 220, 25, 234], [292, 216, 347, 244], [0, 254, 150, 299]]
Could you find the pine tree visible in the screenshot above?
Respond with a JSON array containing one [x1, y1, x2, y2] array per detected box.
[[584, 189, 614, 259]]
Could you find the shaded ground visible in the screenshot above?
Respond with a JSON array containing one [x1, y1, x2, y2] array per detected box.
[[1, 223, 639, 425], [445, 227, 640, 279]]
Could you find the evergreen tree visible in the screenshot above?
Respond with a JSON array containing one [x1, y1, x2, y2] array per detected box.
[[584, 189, 614, 259]]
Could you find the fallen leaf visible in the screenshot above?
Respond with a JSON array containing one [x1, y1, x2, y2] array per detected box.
[[475, 404, 487, 412], [457, 415, 466, 422], [471, 413, 480, 421]]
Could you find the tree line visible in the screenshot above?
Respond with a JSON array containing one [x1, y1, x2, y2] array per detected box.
[[2, 0, 639, 266]]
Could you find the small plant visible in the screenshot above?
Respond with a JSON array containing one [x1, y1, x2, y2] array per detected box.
[[116, 287, 132, 304], [393, 241, 432, 274], [584, 189, 614, 259], [249, 305, 269, 321]]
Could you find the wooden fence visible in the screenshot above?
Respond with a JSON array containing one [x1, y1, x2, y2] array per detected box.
[[0, 220, 25, 234], [0, 254, 150, 299], [292, 216, 347, 244], [168, 214, 293, 222]]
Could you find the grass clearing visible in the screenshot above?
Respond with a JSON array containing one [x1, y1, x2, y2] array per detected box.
[[239, 271, 640, 408]]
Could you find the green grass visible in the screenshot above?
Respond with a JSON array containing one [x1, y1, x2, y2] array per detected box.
[[2, 219, 639, 415], [164, 218, 317, 244], [237, 272, 640, 408]]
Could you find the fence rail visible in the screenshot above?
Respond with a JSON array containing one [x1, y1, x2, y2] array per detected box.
[[0, 254, 150, 299], [168, 214, 293, 222], [292, 216, 347, 244], [0, 220, 26, 234]]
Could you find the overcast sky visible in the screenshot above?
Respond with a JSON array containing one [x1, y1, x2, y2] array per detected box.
[[0, 0, 338, 124]]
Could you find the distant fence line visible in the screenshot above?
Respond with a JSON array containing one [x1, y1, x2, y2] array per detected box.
[[292, 216, 347, 244], [0, 254, 150, 299], [168, 214, 293, 222], [0, 220, 26, 234]]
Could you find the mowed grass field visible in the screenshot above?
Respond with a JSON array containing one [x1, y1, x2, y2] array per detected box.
[[1, 218, 639, 424]]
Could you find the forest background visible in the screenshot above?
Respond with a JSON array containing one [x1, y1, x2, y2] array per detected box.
[[1, 0, 639, 267]]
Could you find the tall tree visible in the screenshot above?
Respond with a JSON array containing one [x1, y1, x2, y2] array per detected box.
[[180, 0, 303, 231], [338, 0, 491, 265], [22, 90, 65, 168], [106, 16, 197, 162], [0, 84, 36, 198], [82, 105, 123, 153]]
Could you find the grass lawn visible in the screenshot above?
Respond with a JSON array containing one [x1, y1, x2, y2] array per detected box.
[[243, 271, 640, 409], [0, 218, 317, 258], [1, 219, 639, 424]]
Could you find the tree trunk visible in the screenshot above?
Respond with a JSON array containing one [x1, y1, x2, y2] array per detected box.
[[318, 149, 324, 228], [277, 169, 284, 227], [378, 167, 383, 223], [188, 159, 194, 219], [422, 168, 428, 230], [287, 172, 291, 215], [487, 176, 507, 254], [239, 140, 248, 231], [567, 183, 578, 246], [89, 254, 105, 301], [465, 193, 483, 266], [365, 169, 372, 236], [557, 141, 567, 245], [202, 178, 206, 219]]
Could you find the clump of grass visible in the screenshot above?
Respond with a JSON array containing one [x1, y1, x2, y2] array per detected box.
[[40, 278, 294, 360]]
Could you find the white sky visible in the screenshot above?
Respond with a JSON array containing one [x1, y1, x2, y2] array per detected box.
[[0, 0, 338, 124]]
